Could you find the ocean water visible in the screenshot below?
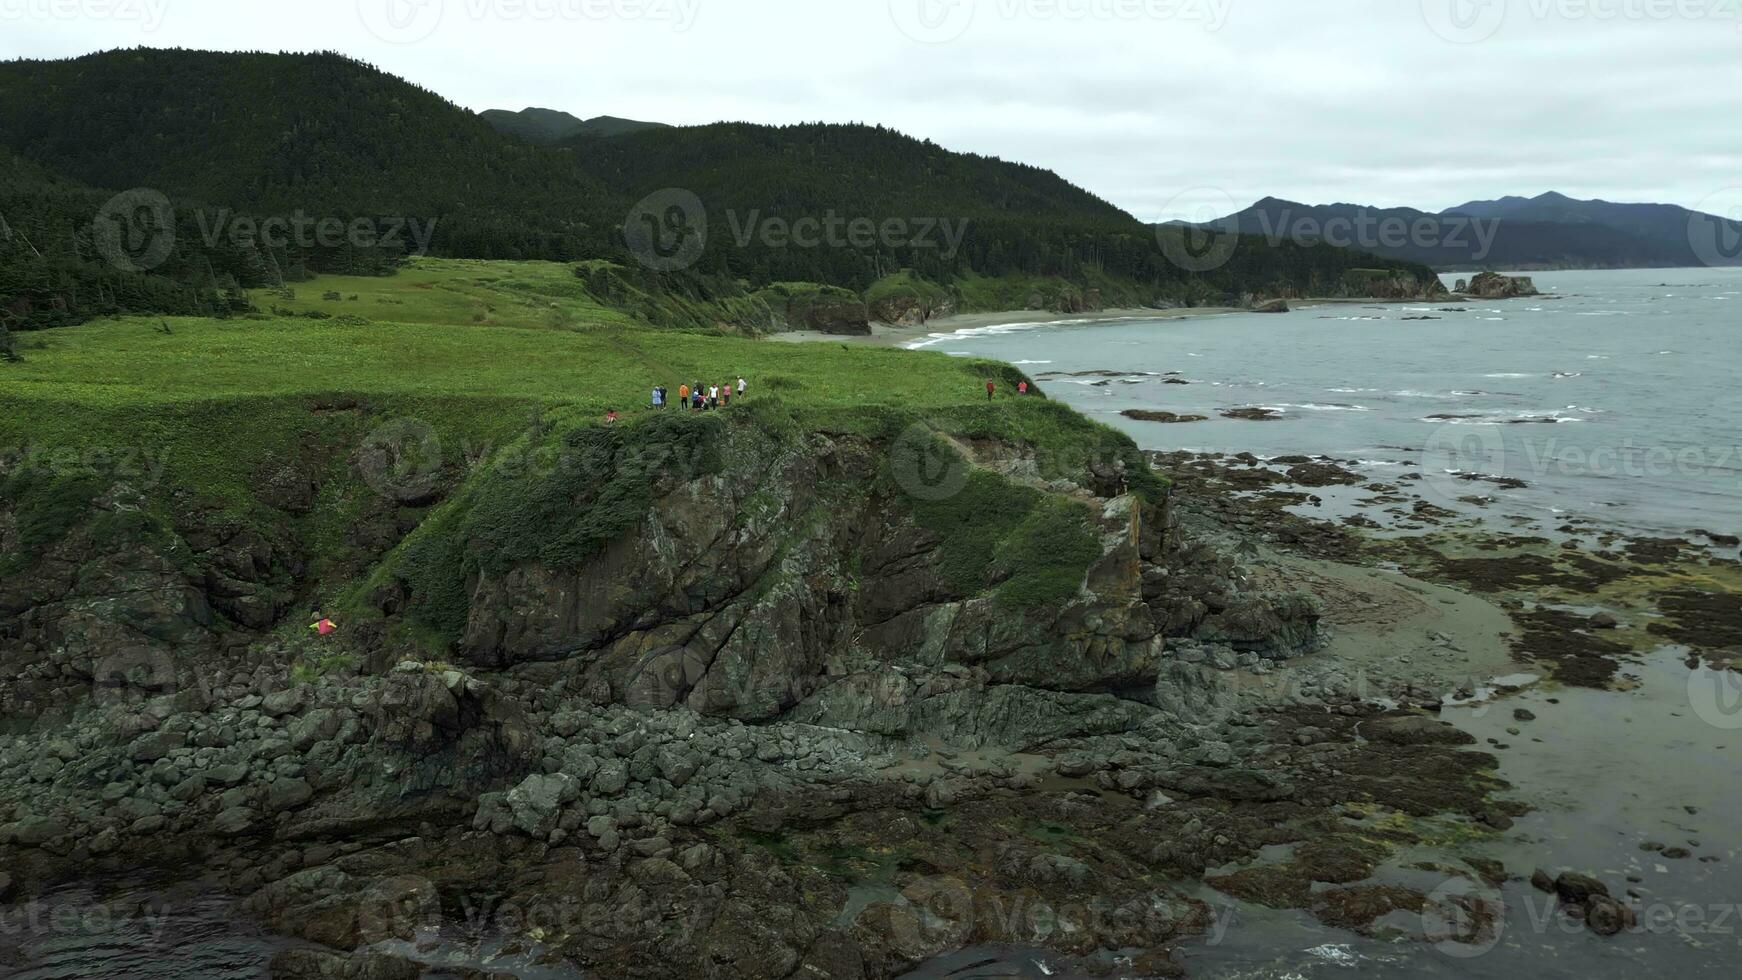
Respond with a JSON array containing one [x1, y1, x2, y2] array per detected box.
[[898, 268, 1742, 978], [913, 268, 1742, 539]]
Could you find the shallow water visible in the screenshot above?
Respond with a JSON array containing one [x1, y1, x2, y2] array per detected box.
[[0, 877, 586, 979], [1175, 646, 1742, 979], [0, 879, 305, 979], [890, 648, 1742, 979], [921, 268, 1742, 540]]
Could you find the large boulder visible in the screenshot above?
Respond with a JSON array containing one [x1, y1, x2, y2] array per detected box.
[[1461, 271, 1539, 299]]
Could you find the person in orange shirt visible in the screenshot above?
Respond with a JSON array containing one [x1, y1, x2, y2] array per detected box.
[[679, 383, 690, 407]]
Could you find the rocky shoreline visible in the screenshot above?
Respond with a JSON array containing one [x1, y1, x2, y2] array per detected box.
[[2, 420, 1735, 977]]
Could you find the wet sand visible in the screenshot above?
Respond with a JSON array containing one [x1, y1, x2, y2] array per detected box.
[[769, 298, 1471, 350], [768, 306, 1246, 349]]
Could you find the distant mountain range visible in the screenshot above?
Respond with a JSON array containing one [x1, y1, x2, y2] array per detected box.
[[1211, 191, 1742, 270], [479, 107, 669, 143]]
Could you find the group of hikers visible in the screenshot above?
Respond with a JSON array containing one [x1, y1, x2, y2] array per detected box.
[[609, 375, 1026, 424], [651, 377, 747, 411], [602, 377, 749, 425]]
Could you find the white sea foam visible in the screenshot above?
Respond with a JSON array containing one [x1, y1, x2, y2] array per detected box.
[[1267, 403, 1370, 412]]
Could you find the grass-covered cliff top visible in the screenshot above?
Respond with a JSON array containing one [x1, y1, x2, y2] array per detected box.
[[0, 259, 1161, 513]]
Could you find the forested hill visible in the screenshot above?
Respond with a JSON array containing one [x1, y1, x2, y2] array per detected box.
[[482, 108, 669, 142], [0, 48, 611, 258], [0, 48, 1438, 330]]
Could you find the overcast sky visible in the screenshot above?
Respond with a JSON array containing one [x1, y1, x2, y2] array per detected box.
[[7, 0, 1742, 222]]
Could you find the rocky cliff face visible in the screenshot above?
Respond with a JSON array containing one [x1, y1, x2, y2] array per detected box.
[[1349, 274, 1450, 300], [0, 412, 1357, 978], [1458, 272, 1539, 298], [394, 418, 1322, 747]]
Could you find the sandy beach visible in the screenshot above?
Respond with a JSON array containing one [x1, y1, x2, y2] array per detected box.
[[768, 305, 1249, 348], [769, 297, 1467, 349]]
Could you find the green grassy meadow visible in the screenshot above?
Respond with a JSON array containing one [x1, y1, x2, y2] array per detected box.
[[1, 259, 1158, 512]]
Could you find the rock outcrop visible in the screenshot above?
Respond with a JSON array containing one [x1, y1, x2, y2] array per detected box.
[[1460, 271, 1539, 299], [869, 291, 956, 326], [0, 412, 1411, 980]]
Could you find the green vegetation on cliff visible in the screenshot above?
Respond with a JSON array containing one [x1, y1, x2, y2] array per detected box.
[[1, 258, 1165, 649]]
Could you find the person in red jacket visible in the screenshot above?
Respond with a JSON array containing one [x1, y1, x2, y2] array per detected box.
[[1018, 380, 1029, 396], [986, 379, 996, 401]]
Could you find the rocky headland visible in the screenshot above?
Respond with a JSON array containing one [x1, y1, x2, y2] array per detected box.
[[0, 400, 1549, 978]]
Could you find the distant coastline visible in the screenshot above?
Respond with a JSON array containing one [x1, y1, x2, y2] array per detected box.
[[772, 295, 1521, 350]]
